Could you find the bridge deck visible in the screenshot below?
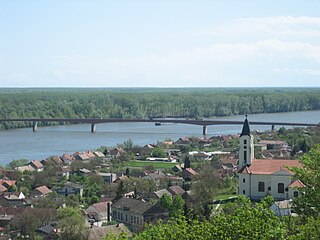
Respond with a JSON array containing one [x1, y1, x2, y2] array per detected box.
[[0, 118, 318, 127]]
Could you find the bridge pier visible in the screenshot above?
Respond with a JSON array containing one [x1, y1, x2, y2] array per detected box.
[[91, 123, 96, 133], [32, 121, 38, 132], [202, 125, 208, 135], [271, 125, 275, 131]]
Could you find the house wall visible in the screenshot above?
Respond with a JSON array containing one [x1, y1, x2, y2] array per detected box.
[[111, 207, 144, 232]]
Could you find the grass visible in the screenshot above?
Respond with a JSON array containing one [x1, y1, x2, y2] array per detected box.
[[126, 160, 177, 169]]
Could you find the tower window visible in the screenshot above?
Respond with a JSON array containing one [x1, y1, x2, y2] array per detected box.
[[244, 139, 247, 144], [244, 151, 247, 163], [243, 178, 245, 183], [294, 191, 298, 197], [258, 182, 265, 192], [278, 183, 284, 193], [242, 190, 246, 194]]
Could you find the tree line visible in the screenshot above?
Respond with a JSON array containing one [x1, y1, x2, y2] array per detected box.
[[1, 88, 320, 129]]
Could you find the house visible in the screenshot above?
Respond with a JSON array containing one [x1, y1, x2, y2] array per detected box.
[[55, 166, 70, 181], [142, 144, 155, 152], [111, 197, 169, 232], [109, 148, 126, 158], [167, 185, 185, 196], [258, 140, 289, 150], [85, 201, 112, 227], [57, 182, 84, 198], [0, 192, 30, 207], [78, 168, 92, 176], [152, 189, 172, 199], [29, 160, 44, 172], [96, 172, 117, 184], [16, 165, 35, 172], [41, 156, 63, 166], [172, 164, 184, 173], [74, 152, 90, 161], [182, 168, 197, 181], [0, 180, 16, 189], [85, 151, 96, 159], [238, 117, 303, 200], [37, 224, 58, 239], [93, 151, 105, 158], [82, 224, 132, 240], [61, 153, 75, 164], [175, 137, 190, 146], [0, 185, 7, 193], [30, 185, 52, 198], [190, 152, 211, 160], [270, 200, 294, 216]]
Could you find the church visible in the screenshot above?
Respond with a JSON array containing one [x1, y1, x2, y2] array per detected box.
[[237, 117, 304, 200]]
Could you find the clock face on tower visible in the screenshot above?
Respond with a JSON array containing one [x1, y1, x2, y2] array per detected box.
[[244, 146, 247, 149]]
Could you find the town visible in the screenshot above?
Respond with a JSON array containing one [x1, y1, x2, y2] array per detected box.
[[0, 118, 319, 239]]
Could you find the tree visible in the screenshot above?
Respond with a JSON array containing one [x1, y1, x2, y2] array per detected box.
[[57, 207, 85, 240], [190, 163, 222, 217], [134, 196, 286, 240], [7, 159, 29, 170], [160, 194, 173, 210], [115, 180, 125, 201], [184, 156, 191, 169], [291, 144, 320, 218], [151, 148, 166, 158], [11, 208, 56, 239]]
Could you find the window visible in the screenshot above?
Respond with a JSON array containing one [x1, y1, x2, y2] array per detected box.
[[278, 183, 284, 193], [121, 213, 123, 220], [258, 182, 265, 192], [244, 151, 247, 163], [294, 191, 299, 197], [125, 214, 128, 222], [117, 212, 120, 219], [244, 139, 247, 144], [243, 190, 245, 194], [131, 216, 133, 223], [243, 178, 245, 183]]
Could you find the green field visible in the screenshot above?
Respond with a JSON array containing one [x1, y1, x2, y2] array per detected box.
[[126, 160, 177, 169]]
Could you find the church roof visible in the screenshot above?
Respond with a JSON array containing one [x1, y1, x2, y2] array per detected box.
[[238, 159, 302, 175], [240, 117, 251, 137], [288, 179, 306, 188]]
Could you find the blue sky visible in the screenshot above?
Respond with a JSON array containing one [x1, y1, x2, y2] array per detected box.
[[1, 0, 320, 87]]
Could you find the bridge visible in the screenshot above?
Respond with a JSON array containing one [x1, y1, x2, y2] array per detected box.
[[0, 118, 319, 135]]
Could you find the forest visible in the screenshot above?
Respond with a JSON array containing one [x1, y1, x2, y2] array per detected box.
[[1, 88, 320, 130]]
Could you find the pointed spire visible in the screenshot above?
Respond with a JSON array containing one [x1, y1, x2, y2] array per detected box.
[[240, 115, 251, 137]]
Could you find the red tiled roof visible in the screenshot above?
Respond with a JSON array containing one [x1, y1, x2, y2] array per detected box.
[[30, 160, 43, 169], [238, 159, 302, 175], [184, 168, 198, 175], [35, 185, 52, 195], [0, 185, 7, 192], [0, 180, 16, 187], [91, 201, 111, 213], [288, 179, 306, 188]]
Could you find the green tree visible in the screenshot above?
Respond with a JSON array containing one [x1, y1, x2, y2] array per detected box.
[[151, 148, 166, 158], [291, 144, 320, 218], [57, 207, 85, 240], [115, 180, 125, 201]]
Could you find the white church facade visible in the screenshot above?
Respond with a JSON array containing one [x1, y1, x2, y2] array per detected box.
[[238, 117, 304, 200]]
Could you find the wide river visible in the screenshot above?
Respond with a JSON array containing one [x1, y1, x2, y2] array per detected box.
[[0, 110, 319, 165]]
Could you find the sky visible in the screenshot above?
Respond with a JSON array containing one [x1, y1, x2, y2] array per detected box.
[[1, 0, 320, 87]]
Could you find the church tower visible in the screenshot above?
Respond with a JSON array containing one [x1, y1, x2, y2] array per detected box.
[[238, 116, 254, 170]]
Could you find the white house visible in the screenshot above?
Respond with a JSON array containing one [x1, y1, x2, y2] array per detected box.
[[237, 117, 304, 200]]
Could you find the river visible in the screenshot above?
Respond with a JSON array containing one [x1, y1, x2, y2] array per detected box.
[[0, 110, 319, 165]]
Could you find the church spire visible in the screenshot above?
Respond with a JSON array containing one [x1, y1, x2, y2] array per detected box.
[[240, 114, 250, 137]]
